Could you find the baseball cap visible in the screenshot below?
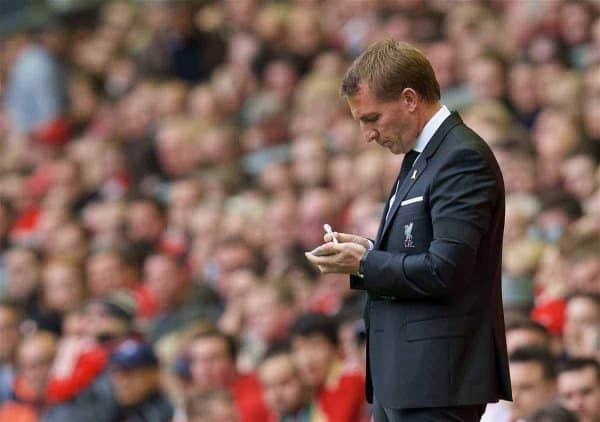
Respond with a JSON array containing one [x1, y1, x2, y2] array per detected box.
[[109, 340, 158, 370], [88, 292, 136, 325]]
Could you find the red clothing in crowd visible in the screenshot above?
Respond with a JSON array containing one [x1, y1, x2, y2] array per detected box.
[[315, 361, 365, 422], [46, 347, 108, 402], [0, 377, 43, 422], [0, 401, 37, 422], [230, 373, 273, 422]]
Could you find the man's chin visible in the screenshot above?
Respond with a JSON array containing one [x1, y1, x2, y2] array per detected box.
[[388, 144, 403, 155]]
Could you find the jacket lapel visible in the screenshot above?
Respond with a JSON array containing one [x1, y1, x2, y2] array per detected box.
[[375, 112, 463, 248]]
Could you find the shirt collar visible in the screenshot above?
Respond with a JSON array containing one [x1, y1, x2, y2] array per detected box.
[[412, 105, 451, 153]]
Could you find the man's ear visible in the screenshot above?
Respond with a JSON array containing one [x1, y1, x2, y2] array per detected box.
[[401, 88, 418, 112]]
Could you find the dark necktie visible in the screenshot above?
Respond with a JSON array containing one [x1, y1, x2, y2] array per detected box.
[[398, 150, 419, 186], [384, 150, 419, 223]]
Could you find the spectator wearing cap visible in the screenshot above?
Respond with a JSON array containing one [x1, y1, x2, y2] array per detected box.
[[108, 340, 173, 421], [289, 313, 364, 422], [85, 293, 137, 345], [557, 358, 600, 422]]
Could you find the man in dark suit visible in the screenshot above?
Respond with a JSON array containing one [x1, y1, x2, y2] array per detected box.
[[305, 40, 512, 421]]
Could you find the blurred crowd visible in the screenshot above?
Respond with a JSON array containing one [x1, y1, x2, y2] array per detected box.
[[0, 0, 599, 421]]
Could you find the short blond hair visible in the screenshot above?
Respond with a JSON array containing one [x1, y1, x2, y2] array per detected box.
[[341, 39, 440, 102]]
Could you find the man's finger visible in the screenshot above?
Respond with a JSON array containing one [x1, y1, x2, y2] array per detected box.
[[324, 232, 356, 244], [310, 242, 339, 256], [304, 251, 334, 266]]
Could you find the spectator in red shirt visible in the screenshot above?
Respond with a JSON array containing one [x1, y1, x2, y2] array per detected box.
[[46, 292, 137, 402], [181, 328, 271, 422], [258, 347, 317, 422], [290, 313, 365, 422]]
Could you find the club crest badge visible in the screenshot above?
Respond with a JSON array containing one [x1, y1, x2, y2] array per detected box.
[[404, 222, 415, 247]]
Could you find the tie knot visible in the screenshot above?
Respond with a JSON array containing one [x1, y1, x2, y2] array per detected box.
[[397, 150, 419, 184], [404, 150, 419, 167]]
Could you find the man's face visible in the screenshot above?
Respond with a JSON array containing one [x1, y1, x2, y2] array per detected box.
[[0, 308, 20, 362], [558, 367, 600, 422], [259, 355, 306, 416], [43, 263, 83, 312], [18, 335, 56, 398], [144, 255, 182, 310], [189, 336, 235, 390], [85, 302, 129, 342], [245, 289, 290, 342], [509, 361, 555, 419], [347, 82, 418, 155], [87, 253, 125, 297], [5, 249, 39, 300], [111, 366, 158, 406], [291, 334, 337, 389], [564, 297, 600, 357], [127, 202, 164, 242]]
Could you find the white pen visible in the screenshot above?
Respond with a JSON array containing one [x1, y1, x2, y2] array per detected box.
[[323, 223, 338, 244]]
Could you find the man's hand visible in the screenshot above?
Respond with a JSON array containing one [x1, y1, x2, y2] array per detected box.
[[324, 232, 371, 250], [305, 241, 366, 274]]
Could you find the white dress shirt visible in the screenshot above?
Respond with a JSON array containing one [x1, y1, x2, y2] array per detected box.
[[385, 105, 451, 222]]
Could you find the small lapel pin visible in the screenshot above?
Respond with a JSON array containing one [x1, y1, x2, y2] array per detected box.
[[411, 169, 417, 180]]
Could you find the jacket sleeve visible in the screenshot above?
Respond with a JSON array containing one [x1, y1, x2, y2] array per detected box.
[[350, 148, 498, 299]]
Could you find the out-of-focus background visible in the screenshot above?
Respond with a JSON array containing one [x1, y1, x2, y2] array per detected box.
[[0, 1, 599, 421]]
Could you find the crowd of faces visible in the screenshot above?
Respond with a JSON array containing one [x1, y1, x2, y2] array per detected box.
[[0, 0, 600, 420]]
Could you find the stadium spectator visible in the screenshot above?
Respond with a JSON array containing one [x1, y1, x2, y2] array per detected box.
[[557, 358, 600, 422], [0, 302, 20, 402], [528, 403, 578, 422], [183, 388, 239, 422], [289, 312, 364, 422], [108, 340, 173, 421], [258, 348, 313, 421], [563, 293, 600, 358], [0, 331, 57, 420], [505, 319, 552, 355], [4, 28, 69, 145], [143, 253, 221, 344], [184, 328, 271, 422], [483, 347, 557, 422]]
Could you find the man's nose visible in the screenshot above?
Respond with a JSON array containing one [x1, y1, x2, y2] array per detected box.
[[363, 128, 378, 143]]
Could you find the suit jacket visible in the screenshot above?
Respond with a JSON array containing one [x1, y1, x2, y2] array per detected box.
[[350, 112, 512, 409]]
